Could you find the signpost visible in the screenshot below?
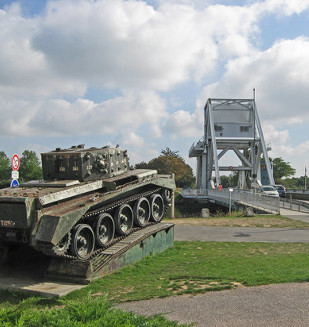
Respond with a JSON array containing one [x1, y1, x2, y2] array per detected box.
[[11, 154, 20, 188], [228, 188, 233, 215]]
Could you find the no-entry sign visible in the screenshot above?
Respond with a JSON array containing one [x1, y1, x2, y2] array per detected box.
[[12, 154, 20, 171]]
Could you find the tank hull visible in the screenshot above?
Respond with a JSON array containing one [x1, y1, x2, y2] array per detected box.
[[0, 168, 175, 260]]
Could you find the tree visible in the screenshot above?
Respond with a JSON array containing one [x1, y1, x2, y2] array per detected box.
[[135, 151, 195, 188], [283, 176, 306, 189], [220, 176, 230, 188], [19, 150, 42, 182], [0, 151, 11, 188], [161, 147, 180, 158], [134, 161, 148, 169], [272, 157, 296, 183], [220, 173, 239, 188]]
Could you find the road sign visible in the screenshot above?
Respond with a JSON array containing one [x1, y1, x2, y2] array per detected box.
[[11, 171, 19, 179], [10, 179, 19, 188], [12, 154, 20, 171]]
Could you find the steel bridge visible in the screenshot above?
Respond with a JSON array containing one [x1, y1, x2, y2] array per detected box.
[[183, 96, 278, 214], [190, 97, 274, 190]]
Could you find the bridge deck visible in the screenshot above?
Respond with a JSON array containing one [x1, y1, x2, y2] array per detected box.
[[181, 189, 280, 214]]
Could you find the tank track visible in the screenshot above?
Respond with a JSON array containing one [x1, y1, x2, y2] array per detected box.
[[39, 187, 169, 260], [82, 187, 162, 220]]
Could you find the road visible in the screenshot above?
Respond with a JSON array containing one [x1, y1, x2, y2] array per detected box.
[[174, 208, 309, 243], [174, 225, 309, 242], [116, 208, 309, 327]]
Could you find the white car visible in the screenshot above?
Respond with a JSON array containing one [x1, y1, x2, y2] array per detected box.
[[261, 185, 279, 197]]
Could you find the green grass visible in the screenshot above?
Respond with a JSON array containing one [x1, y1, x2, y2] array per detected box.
[[1, 241, 309, 326], [66, 242, 309, 303], [0, 293, 191, 327]]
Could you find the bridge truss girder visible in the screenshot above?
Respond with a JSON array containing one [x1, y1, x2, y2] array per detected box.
[[190, 98, 274, 190]]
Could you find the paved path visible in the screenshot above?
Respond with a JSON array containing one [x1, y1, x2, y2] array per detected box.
[[280, 208, 309, 223], [116, 208, 309, 326], [117, 283, 309, 327]]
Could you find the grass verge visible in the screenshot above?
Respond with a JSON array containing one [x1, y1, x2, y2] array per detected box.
[[164, 215, 309, 228]]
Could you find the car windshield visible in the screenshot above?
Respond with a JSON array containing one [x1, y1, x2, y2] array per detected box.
[[263, 186, 275, 191], [276, 186, 284, 190]]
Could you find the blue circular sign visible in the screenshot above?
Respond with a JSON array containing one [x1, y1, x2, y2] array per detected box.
[[10, 179, 19, 188]]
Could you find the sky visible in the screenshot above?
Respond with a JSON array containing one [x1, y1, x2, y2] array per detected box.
[[0, 0, 308, 178]]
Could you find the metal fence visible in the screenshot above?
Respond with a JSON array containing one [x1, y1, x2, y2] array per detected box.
[[280, 197, 309, 213], [181, 188, 280, 214]]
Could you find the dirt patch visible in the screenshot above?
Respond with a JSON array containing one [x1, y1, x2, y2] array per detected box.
[[91, 292, 104, 297], [167, 278, 242, 295]]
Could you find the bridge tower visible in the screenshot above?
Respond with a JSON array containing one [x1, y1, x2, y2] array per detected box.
[[189, 97, 274, 190]]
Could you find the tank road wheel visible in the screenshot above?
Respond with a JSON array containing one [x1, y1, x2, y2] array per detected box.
[[163, 189, 173, 203], [94, 213, 115, 247], [70, 224, 95, 260], [133, 197, 150, 227], [53, 232, 71, 256], [150, 194, 165, 222], [114, 204, 133, 236]]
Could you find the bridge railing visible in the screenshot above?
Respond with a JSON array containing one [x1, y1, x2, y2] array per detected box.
[[181, 188, 208, 197], [181, 188, 280, 214]]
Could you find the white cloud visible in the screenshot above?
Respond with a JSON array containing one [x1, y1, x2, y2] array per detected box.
[[163, 109, 202, 139], [259, 0, 309, 16], [275, 140, 309, 156], [201, 37, 309, 124], [120, 131, 144, 148], [0, 90, 167, 140], [205, 4, 259, 58], [1, 0, 308, 100], [0, 0, 265, 97], [0, 98, 38, 136], [262, 123, 289, 145], [270, 139, 309, 176], [30, 0, 220, 90], [0, 6, 86, 97]]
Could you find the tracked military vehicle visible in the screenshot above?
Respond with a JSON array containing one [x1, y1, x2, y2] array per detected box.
[[0, 145, 175, 262]]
